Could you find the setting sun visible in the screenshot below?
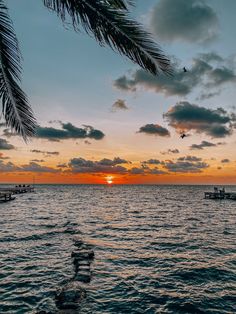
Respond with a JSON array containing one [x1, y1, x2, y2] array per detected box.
[[106, 176, 113, 185]]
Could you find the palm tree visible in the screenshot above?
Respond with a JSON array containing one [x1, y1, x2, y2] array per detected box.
[[0, 0, 171, 140]]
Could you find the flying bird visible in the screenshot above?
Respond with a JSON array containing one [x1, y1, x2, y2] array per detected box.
[[180, 133, 186, 139], [183, 67, 187, 72]]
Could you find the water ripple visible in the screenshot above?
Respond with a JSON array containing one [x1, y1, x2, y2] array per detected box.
[[0, 185, 236, 313]]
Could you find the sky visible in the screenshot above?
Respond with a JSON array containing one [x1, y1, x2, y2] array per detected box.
[[1, 0, 236, 184]]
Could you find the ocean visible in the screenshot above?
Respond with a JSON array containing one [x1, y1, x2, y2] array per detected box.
[[0, 185, 235, 313]]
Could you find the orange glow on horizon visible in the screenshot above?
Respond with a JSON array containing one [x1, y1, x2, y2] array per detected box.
[[106, 176, 113, 185]]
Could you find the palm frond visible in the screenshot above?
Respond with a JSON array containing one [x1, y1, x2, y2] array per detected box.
[[0, 0, 36, 140], [43, 0, 171, 75], [103, 0, 134, 10]]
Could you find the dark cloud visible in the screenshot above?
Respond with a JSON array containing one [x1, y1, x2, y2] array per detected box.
[[69, 157, 128, 174], [178, 156, 202, 162], [142, 159, 162, 165], [197, 91, 220, 101], [129, 166, 166, 175], [0, 160, 58, 173], [150, 0, 219, 43], [129, 167, 145, 175], [190, 141, 224, 150], [30, 159, 45, 163], [138, 124, 170, 137], [30, 150, 60, 156], [164, 156, 209, 173], [221, 159, 230, 163], [36, 123, 105, 141], [0, 138, 15, 150], [3, 122, 105, 142], [20, 162, 59, 173], [98, 157, 129, 166], [198, 52, 224, 63], [113, 53, 236, 99], [161, 149, 180, 155], [164, 101, 233, 138], [148, 168, 167, 175], [0, 160, 19, 172], [57, 163, 68, 168], [112, 99, 129, 111], [207, 67, 236, 87]]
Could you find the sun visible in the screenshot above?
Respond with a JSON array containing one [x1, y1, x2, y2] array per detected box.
[[106, 176, 113, 185]]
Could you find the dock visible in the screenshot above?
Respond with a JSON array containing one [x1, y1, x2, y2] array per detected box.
[[0, 186, 34, 194], [0, 185, 34, 203], [205, 190, 236, 200], [0, 192, 15, 203]]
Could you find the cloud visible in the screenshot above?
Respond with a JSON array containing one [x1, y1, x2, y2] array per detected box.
[[57, 163, 68, 168], [36, 123, 105, 141], [150, 0, 219, 43], [164, 101, 234, 138], [3, 122, 105, 142], [30, 159, 45, 163], [113, 53, 236, 99], [161, 149, 180, 155], [30, 150, 60, 156], [164, 156, 209, 173], [221, 159, 230, 163], [138, 124, 170, 137], [98, 157, 129, 166], [190, 140, 224, 150], [69, 157, 128, 174], [0, 160, 19, 172], [20, 162, 59, 173], [129, 167, 145, 175], [112, 99, 129, 111], [129, 166, 167, 175], [142, 159, 162, 165], [0, 138, 15, 150], [177, 156, 202, 162], [0, 153, 10, 160], [197, 91, 220, 101]]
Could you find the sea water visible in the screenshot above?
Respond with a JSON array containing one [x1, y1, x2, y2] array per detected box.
[[0, 185, 235, 313]]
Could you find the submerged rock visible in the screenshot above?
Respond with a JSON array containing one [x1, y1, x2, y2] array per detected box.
[[71, 250, 94, 260], [74, 270, 91, 283], [55, 282, 86, 310], [72, 237, 84, 248]]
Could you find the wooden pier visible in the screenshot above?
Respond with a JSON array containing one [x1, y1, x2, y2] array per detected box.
[[0, 192, 15, 203], [0, 186, 34, 194], [205, 191, 236, 200], [0, 185, 34, 203]]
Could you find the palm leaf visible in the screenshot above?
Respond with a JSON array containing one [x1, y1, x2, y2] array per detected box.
[[0, 0, 36, 140], [43, 0, 171, 75], [103, 0, 134, 10]]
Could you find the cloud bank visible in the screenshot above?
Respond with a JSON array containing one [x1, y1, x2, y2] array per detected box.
[[164, 102, 234, 138], [150, 0, 219, 43]]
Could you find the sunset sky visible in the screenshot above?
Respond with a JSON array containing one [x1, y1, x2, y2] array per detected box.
[[1, 0, 236, 184]]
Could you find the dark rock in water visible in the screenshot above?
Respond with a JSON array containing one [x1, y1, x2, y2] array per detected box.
[[72, 249, 94, 260], [74, 271, 91, 283], [74, 260, 91, 267], [55, 282, 86, 310], [72, 237, 84, 248], [77, 264, 90, 272]]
